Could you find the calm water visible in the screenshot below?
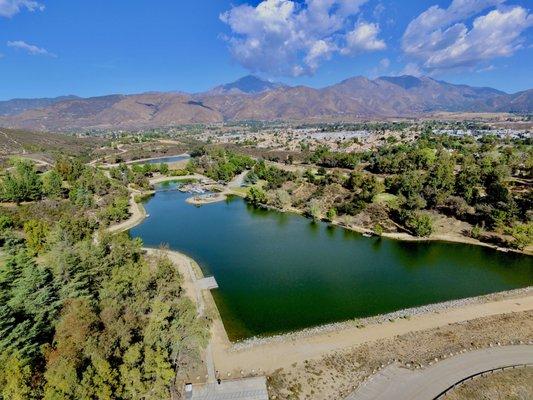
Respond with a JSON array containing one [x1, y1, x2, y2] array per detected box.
[[133, 154, 190, 164], [130, 182, 533, 341]]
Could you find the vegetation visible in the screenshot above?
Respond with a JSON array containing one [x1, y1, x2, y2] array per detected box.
[[242, 133, 532, 247], [188, 148, 255, 182], [0, 156, 209, 398]]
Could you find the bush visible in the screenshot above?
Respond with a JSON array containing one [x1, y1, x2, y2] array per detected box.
[[246, 187, 267, 206], [406, 212, 433, 237], [508, 222, 533, 250], [326, 208, 337, 222], [23, 219, 49, 255]]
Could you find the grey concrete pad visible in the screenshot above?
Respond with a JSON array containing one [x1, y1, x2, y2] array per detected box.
[[197, 276, 218, 290], [188, 376, 268, 400]]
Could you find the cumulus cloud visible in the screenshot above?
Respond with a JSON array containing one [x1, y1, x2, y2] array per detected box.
[[7, 40, 56, 57], [220, 0, 385, 76], [402, 0, 533, 72], [0, 0, 44, 18], [342, 22, 386, 54]]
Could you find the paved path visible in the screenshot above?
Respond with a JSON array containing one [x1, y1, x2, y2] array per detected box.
[[188, 377, 268, 400], [347, 345, 533, 400]]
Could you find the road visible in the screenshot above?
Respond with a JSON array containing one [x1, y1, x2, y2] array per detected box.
[[347, 345, 533, 400]]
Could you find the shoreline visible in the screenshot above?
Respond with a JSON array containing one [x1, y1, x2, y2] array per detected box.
[[230, 286, 533, 350], [108, 173, 531, 255], [139, 247, 533, 377]]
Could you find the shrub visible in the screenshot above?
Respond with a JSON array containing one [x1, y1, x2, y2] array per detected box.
[[246, 187, 267, 206], [406, 212, 433, 237], [23, 219, 49, 255]]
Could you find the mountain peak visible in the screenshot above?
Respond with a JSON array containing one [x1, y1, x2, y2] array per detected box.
[[209, 75, 287, 95], [378, 75, 425, 89]]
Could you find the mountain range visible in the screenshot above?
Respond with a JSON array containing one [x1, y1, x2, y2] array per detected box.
[[0, 75, 531, 131]]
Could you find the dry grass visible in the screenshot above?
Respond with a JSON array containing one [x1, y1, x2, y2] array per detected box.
[[446, 367, 532, 400]]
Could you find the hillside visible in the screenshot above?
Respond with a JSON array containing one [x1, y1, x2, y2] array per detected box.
[[0, 127, 103, 158], [0, 75, 531, 131]]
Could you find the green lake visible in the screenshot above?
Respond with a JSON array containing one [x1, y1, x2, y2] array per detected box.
[[130, 182, 533, 341]]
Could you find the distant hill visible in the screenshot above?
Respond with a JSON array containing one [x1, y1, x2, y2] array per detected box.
[[0, 75, 530, 131], [0, 95, 80, 116]]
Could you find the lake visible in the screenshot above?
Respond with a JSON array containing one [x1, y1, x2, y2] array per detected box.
[[130, 182, 533, 341], [132, 154, 190, 164]]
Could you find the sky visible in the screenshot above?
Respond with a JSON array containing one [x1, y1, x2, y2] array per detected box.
[[0, 0, 532, 100]]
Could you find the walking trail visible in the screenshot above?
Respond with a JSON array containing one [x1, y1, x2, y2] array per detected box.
[[346, 345, 533, 400]]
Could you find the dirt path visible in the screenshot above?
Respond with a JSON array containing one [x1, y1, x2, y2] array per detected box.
[[210, 293, 533, 375]]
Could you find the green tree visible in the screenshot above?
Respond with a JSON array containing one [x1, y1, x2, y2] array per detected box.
[[406, 212, 434, 237], [0, 159, 43, 203], [159, 163, 169, 175], [326, 208, 337, 221], [508, 222, 533, 250], [42, 170, 63, 199], [455, 156, 481, 204], [23, 220, 49, 255], [423, 151, 455, 207], [246, 187, 267, 206]]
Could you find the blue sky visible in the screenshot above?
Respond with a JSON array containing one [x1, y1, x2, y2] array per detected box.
[[0, 0, 531, 100]]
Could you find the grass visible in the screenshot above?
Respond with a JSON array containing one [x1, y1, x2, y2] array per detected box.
[[373, 193, 398, 206]]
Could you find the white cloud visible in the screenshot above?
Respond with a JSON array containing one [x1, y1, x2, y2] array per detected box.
[[220, 0, 385, 76], [0, 0, 44, 18], [7, 40, 56, 57], [402, 0, 532, 72], [342, 22, 386, 54]]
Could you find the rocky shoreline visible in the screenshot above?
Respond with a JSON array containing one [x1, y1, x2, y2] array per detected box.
[[231, 286, 533, 351]]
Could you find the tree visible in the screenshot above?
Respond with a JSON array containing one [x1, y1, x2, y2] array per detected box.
[[455, 156, 481, 204], [159, 163, 169, 176], [423, 151, 455, 207], [55, 157, 84, 183], [23, 220, 49, 255], [246, 187, 267, 206], [326, 208, 337, 221], [0, 351, 34, 400], [392, 171, 427, 210], [308, 199, 321, 220], [406, 212, 434, 237], [0, 160, 43, 203], [42, 171, 63, 199]]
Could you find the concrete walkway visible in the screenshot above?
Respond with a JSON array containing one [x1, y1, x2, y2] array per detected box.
[[187, 377, 268, 400], [347, 345, 533, 400]]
